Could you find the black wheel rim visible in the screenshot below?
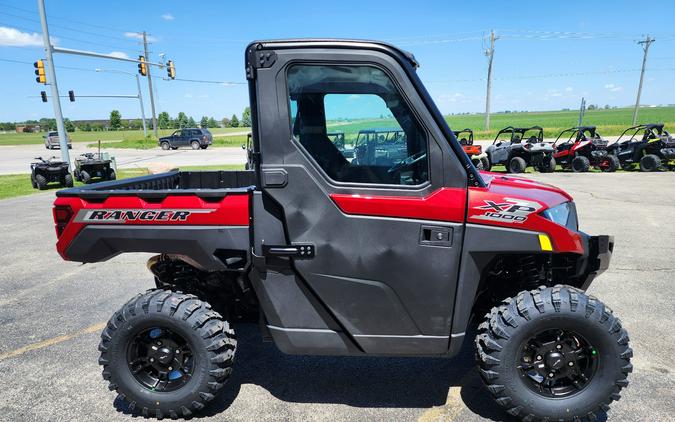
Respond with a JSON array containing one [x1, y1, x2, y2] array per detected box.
[[127, 327, 195, 392], [517, 329, 598, 398]]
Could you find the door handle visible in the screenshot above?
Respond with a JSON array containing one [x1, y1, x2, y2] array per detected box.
[[262, 243, 315, 259], [419, 226, 453, 247]]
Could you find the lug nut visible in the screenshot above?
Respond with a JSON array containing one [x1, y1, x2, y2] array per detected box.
[[568, 361, 574, 367], [536, 355, 542, 361], [548, 372, 555, 378], [168, 367, 172, 370], [556, 344, 562, 350], [176, 350, 180, 354], [150, 358, 154, 362]]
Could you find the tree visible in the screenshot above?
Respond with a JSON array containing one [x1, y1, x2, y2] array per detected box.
[[64, 118, 75, 132], [242, 107, 251, 127], [200, 116, 209, 128], [158, 112, 171, 129], [207, 117, 218, 128], [221, 117, 230, 127], [230, 114, 239, 128], [109, 110, 122, 130], [187, 116, 196, 127], [175, 112, 189, 129]]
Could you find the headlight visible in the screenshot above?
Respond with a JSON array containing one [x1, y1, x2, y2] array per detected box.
[[541, 201, 578, 230]]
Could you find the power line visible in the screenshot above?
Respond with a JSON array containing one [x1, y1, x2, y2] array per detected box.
[[0, 21, 141, 53], [0, 1, 135, 34], [160, 77, 246, 85]]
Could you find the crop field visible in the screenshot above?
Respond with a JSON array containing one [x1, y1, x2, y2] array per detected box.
[[0, 127, 248, 147], [326, 106, 675, 143]]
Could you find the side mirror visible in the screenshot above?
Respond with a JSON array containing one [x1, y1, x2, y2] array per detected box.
[[241, 144, 246, 150]]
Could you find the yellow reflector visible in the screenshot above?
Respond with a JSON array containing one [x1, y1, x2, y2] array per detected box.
[[538, 234, 553, 251]]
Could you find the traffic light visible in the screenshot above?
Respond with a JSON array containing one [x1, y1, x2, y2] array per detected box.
[[138, 55, 147, 76], [166, 60, 175, 79], [68, 90, 75, 102], [34, 59, 46, 84], [40, 91, 47, 102]]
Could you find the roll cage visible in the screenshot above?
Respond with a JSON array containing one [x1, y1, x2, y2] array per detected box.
[[453, 128, 474, 146], [612, 123, 667, 145], [553, 126, 600, 147], [492, 125, 544, 145]]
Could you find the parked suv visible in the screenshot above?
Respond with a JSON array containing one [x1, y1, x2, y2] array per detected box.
[[159, 128, 213, 150], [43, 131, 72, 149]]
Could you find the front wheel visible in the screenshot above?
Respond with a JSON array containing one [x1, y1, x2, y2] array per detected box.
[[160, 141, 170, 151], [99, 290, 236, 418], [640, 154, 661, 172], [481, 156, 491, 172], [63, 173, 73, 187], [107, 168, 116, 181], [602, 155, 620, 173], [572, 155, 590, 172], [476, 285, 632, 421]]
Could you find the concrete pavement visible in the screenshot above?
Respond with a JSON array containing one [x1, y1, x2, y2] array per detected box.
[[0, 172, 673, 421]]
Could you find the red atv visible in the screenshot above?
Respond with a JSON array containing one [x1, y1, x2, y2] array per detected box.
[[51, 40, 631, 422], [454, 128, 490, 170], [553, 126, 619, 172]]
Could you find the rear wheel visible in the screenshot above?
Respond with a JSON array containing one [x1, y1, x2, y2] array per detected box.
[[99, 290, 236, 419], [160, 142, 171, 151], [481, 156, 491, 172], [191, 141, 200, 150], [508, 157, 527, 173], [602, 155, 620, 173], [572, 156, 590, 172], [107, 168, 116, 181], [476, 285, 632, 421], [35, 174, 48, 190], [63, 173, 74, 187], [538, 156, 556, 173], [640, 154, 661, 172], [31, 175, 37, 189]]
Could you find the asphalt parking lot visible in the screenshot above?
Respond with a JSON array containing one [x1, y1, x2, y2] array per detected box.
[[0, 172, 673, 422]]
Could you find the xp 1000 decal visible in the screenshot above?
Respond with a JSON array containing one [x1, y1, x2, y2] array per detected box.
[[473, 198, 542, 223]]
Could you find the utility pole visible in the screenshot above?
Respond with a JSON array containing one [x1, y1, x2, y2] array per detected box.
[[136, 73, 148, 137], [484, 30, 498, 131], [143, 31, 158, 137], [632, 35, 655, 125], [37, 0, 70, 167], [578, 97, 586, 126]]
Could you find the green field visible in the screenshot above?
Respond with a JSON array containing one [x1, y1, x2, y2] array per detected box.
[[327, 106, 675, 142], [0, 127, 249, 147], [0, 164, 246, 200]]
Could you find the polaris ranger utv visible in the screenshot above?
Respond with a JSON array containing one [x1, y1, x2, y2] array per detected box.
[[606, 123, 675, 171], [51, 40, 631, 421], [485, 126, 556, 173]]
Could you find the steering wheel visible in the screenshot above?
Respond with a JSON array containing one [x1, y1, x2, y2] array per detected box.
[[388, 151, 427, 174]]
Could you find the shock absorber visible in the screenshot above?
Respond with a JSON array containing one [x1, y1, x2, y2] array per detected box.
[[518, 255, 541, 290]]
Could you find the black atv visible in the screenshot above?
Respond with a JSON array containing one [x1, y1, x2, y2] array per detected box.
[[607, 123, 675, 172], [73, 152, 116, 184], [30, 156, 72, 190], [553, 126, 618, 172], [485, 126, 556, 173]]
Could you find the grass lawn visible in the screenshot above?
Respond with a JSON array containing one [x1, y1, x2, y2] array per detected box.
[[0, 164, 245, 200], [0, 127, 249, 147]]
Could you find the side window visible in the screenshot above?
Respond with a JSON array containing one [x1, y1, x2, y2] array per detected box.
[[287, 64, 429, 186]]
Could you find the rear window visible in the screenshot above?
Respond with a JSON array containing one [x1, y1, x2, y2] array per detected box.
[[49, 131, 58, 136]]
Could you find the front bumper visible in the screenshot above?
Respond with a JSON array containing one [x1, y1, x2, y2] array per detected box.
[[578, 234, 614, 290]]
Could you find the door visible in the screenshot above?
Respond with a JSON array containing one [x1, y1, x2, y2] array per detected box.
[[253, 47, 468, 355]]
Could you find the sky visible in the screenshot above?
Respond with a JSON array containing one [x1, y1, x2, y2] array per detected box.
[[0, 0, 674, 122]]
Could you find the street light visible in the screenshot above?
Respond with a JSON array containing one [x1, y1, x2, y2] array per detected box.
[[95, 68, 148, 137]]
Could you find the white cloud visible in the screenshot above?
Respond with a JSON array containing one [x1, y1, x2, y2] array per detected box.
[[0, 26, 44, 47], [184, 93, 193, 98], [565, 87, 573, 92], [197, 94, 209, 98], [161, 13, 175, 21], [604, 83, 623, 92], [108, 51, 129, 59], [124, 32, 158, 42]]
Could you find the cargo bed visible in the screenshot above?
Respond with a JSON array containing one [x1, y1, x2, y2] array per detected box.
[[55, 170, 257, 200]]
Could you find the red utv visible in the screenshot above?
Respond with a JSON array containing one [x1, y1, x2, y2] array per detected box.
[[553, 126, 619, 172]]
